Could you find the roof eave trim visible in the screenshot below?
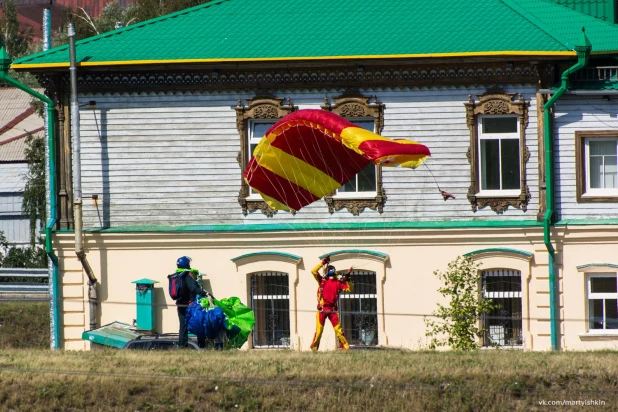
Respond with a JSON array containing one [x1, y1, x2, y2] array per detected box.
[[10, 51, 576, 70]]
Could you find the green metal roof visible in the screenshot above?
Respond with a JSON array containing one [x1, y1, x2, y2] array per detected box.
[[12, 0, 618, 69], [82, 321, 141, 348]]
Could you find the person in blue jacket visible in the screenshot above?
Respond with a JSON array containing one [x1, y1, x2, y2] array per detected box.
[[173, 256, 210, 348]]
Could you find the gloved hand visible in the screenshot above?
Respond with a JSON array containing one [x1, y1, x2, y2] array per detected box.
[[321, 255, 331, 265], [342, 267, 353, 281]]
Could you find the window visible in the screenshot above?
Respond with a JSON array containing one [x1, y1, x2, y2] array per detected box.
[[576, 131, 618, 202], [322, 92, 386, 215], [481, 269, 523, 347], [337, 120, 377, 195], [251, 272, 291, 348], [464, 89, 531, 213], [587, 274, 618, 332], [236, 96, 297, 216], [478, 116, 520, 194], [248, 120, 277, 195], [338, 270, 378, 346]]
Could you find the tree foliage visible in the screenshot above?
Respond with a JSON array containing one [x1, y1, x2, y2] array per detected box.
[[0, 0, 33, 58], [22, 132, 46, 246], [0, 231, 46, 269], [54, 1, 137, 44], [53, 0, 213, 44], [424, 256, 497, 351]]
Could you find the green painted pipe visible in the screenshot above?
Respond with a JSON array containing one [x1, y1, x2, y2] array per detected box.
[[0, 48, 61, 349], [543, 29, 591, 350]]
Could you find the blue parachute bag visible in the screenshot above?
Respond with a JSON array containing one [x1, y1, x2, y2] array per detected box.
[[185, 300, 229, 341]]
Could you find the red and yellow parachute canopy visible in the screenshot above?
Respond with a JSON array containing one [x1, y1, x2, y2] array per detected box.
[[244, 109, 430, 212]]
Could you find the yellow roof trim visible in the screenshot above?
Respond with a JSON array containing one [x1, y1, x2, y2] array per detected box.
[[11, 50, 577, 69]]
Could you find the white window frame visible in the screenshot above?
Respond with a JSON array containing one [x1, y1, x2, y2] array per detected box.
[[586, 273, 618, 334], [247, 119, 277, 199], [477, 115, 521, 197], [334, 118, 378, 198], [584, 137, 618, 197]]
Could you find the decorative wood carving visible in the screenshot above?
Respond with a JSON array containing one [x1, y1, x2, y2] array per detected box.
[[321, 91, 386, 215], [69, 62, 540, 93], [464, 89, 531, 213], [235, 95, 297, 216]]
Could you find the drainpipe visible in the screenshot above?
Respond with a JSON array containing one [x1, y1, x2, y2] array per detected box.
[[68, 23, 98, 331], [543, 28, 591, 350], [0, 46, 61, 349]]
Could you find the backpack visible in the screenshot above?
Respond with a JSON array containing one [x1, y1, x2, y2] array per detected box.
[[167, 271, 187, 301]]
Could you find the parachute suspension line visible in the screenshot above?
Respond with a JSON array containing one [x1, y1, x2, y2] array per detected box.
[[423, 162, 455, 201], [424, 162, 441, 191]]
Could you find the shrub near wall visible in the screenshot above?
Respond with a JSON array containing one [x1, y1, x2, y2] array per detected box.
[[0, 301, 49, 348]]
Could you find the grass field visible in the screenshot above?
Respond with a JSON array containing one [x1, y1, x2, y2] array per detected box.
[[1, 348, 618, 410], [0, 300, 49, 349], [1, 301, 617, 411]]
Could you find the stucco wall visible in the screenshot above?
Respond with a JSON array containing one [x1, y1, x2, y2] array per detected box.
[[54, 223, 618, 352]]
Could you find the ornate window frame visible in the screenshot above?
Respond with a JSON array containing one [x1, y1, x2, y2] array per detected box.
[[464, 89, 531, 213], [321, 91, 386, 215], [235, 95, 296, 216]]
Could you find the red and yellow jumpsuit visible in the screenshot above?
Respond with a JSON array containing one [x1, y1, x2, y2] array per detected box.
[[310, 262, 353, 351]]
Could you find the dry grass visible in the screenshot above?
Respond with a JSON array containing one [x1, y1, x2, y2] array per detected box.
[[1, 349, 618, 411], [1, 302, 617, 410], [0, 301, 49, 349]]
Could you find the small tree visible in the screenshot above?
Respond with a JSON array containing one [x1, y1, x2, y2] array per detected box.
[[424, 256, 496, 351]]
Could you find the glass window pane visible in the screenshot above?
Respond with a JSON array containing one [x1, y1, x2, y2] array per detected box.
[[339, 178, 357, 192], [590, 156, 603, 189], [357, 164, 376, 192], [590, 140, 616, 156], [481, 139, 500, 190], [251, 273, 290, 347], [606, 299, 618, 329], [338, 271, 378, 347], [605, 155, 617, 189], [337, 119, 375, 194], [482, 117, 517, 133], [590, 277, 617, 293], [482, 270, 522, 292], [501, 139, 520, 190], [353, 120, 375, 132], [252, 122, 273, 139], [589, 299, 604, 329]]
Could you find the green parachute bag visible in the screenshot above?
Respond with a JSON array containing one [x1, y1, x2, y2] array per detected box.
[[199, 296, 255, 349]]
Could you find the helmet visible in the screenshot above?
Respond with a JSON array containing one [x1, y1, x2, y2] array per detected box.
[[326, 265, 336, 277], [176, 256, 192, 269]]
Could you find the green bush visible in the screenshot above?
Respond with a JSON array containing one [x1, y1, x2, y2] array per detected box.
[[425, 256, 496, 350]]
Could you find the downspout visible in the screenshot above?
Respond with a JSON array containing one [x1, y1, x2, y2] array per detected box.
[[543, 28, 591, 350], [68, 23, 98, 331], [0, 46, 61, 349]]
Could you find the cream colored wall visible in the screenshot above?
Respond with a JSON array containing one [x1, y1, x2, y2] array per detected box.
[[560, 225, 618, 351], [53, 225, 618, 351]]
